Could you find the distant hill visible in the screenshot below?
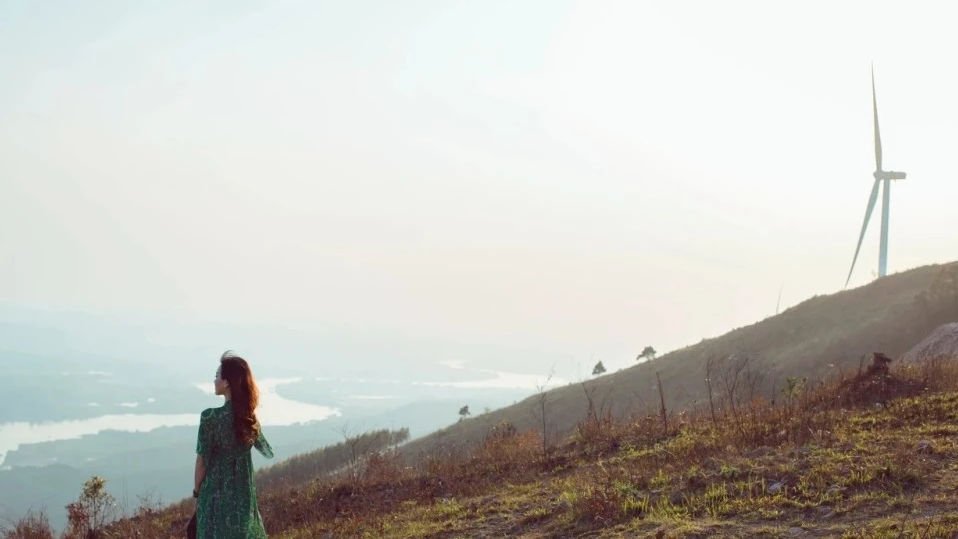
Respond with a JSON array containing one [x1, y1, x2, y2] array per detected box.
[[399, 261, 958, 459]]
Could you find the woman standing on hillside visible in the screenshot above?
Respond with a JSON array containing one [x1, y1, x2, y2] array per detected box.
[[192, 352, 274, 539]]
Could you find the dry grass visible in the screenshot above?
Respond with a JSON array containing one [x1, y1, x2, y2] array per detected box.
[[0, 509, 55, 539]]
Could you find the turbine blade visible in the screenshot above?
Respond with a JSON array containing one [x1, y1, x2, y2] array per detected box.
[[872, 65, 883, 172], [845, 179, 881, 288]]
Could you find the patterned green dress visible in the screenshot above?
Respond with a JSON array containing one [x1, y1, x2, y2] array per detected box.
[[195, 400, 274, 539]]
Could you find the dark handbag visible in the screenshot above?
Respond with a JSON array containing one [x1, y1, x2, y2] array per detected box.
[[186, 512, 196, 539]]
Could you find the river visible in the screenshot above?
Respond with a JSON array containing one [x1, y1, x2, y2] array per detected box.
[[0, 378, 339, 467]]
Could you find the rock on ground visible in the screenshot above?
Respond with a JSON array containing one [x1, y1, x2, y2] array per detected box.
[[901, 323, 958, 364]]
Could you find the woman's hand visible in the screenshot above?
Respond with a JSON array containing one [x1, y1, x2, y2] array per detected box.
[[193, 454, 206, 497]]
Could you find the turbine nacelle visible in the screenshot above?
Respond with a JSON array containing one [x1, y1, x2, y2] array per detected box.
[[874, 170, 907, 181]]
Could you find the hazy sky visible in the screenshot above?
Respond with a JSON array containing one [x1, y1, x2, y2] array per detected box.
[[2, 0, 956, 373]]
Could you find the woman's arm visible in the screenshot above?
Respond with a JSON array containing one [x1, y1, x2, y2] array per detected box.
[[194, 453, 206, 496], [194, 409, 212, 497], [253, 425, 274, 459]]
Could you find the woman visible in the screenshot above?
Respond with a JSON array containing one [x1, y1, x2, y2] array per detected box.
[[192, 351, 274, 539]]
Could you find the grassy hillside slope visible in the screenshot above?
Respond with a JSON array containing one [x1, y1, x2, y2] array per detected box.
[[403, 261, 958, 459], [6, 261, 958, 539], [71, 332, 958, 538]]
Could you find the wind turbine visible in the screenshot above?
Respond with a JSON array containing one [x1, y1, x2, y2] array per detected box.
[[844, 66, 907, 288]]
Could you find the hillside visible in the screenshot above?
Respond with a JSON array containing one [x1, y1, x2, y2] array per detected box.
[[19, 323, 958, 538], [5, 261, 958, 539], [401, 261, 958, 459]]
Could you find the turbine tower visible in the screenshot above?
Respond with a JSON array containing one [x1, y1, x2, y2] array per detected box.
[[844, 66, 907, 288]]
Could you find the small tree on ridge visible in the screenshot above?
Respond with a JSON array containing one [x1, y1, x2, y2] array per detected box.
[[592, 361, 607, 376], [636, 346, 657, 362]]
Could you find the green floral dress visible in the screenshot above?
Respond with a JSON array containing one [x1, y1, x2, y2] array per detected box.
[[195, 401, 274, 539]]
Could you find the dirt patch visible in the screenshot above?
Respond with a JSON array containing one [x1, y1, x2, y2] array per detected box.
[[837, 352, 924, 407]]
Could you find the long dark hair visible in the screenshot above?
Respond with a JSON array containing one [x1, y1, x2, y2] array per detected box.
[[219, 351, 261, 447]]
